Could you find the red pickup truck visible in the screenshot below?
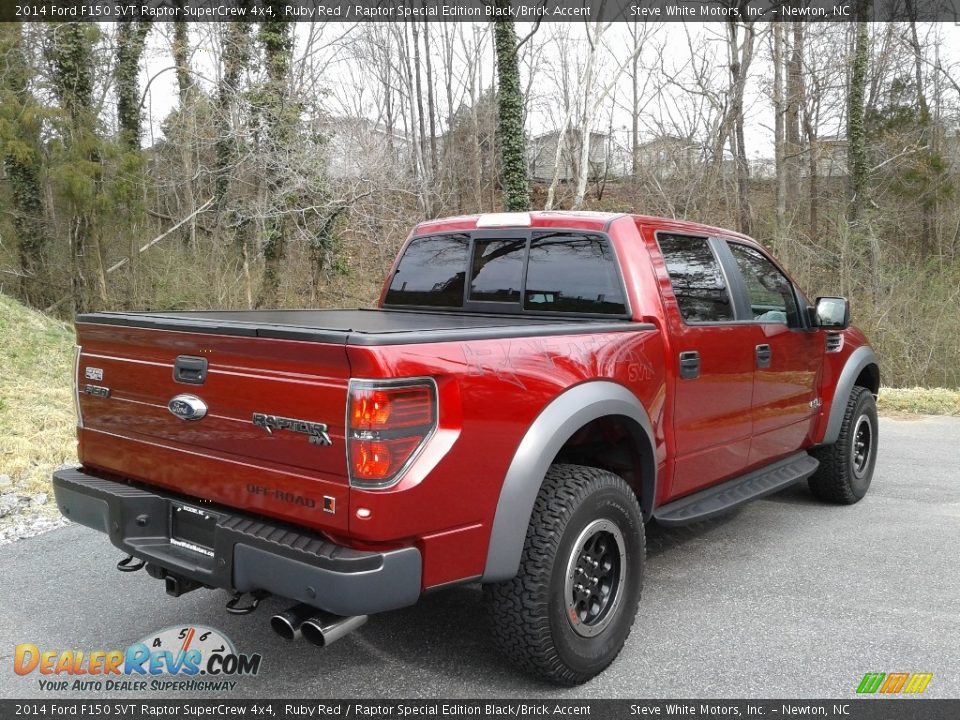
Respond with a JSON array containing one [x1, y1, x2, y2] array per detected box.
[[54, 211, 879, 684]]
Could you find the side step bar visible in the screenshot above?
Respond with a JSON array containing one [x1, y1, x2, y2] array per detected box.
[[653, 452, 819, 527]]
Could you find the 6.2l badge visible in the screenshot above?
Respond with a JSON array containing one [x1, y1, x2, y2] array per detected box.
[[168, 394, 208, 421]]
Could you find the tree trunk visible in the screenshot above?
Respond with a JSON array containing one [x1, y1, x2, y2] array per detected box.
[[847, 19, 869, 222], [172, 17, 197, 249], [492, 4, 530, 212], [631, 21, 641, 177], [256, 7, 295, 308], [727, 20, 755, 236], [423, 21, 439, 181], [772, 23, 786, 236], [804, 118, 818, 239], [115, 19, 150, 151], [215, 21, 252, 213], [785, 22, 803, 216], [905, 1, 933, 250], [411, 21, 429, 181], [544, 116, 573, 211]]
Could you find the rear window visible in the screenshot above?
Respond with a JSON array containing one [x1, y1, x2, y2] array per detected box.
[[469, 238, 525, 302], [384, 234, 469, 308], [384, 230, 627, 316], [524, 234, 626, 315]]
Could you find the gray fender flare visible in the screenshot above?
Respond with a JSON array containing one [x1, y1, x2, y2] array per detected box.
[[822, 345, 880, 445], [481, 381, 656, 583]]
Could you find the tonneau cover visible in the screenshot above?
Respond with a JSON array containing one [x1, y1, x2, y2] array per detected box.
[[77, 308, 642, 345]]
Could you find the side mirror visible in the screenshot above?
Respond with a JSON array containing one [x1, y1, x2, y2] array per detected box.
[[813, 296, 850, 329]]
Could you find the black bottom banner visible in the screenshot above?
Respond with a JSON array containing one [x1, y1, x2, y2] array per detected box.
[[1, 700, 957, 720]]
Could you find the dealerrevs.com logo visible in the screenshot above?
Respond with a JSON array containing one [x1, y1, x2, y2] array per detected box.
[[14, 625, 262, 692]]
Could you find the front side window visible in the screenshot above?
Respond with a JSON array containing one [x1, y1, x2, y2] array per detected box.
[[384, 234, 469, 308], [524, 233, 627, 315], [728, 243, 799, 326], [656, 234, 734, 323]]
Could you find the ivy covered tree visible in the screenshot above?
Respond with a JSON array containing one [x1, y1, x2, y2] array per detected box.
[[0, 24, 48, 306], [846, 16, 869, 221], [115, 19, 150, 150], [255, 6, 296, 306], [47, 23, 107, 312], [492, 1, 530, 212]]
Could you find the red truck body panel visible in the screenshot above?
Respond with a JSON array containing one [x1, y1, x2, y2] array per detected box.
[[71, 211, 876, 594], [76, 323, 353, 533], [345, 327, 665, 587]]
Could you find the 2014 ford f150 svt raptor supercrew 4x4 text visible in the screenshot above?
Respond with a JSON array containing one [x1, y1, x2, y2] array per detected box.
[[54, 211, 880, 685]]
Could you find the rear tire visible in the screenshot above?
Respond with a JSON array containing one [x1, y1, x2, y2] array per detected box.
[[483, 464, 644, 685], [809, 386, 878, 504]]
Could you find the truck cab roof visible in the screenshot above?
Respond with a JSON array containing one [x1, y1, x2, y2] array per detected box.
[[413, 211, 757, 248]]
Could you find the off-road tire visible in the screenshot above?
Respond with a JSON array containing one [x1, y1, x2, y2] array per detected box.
[[483, 464, 644, 686], [809, 386, 878, 504]]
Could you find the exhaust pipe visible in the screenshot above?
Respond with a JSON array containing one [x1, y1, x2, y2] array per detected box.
[[269, 604, 317, 641], [300, 611, 368, 647]]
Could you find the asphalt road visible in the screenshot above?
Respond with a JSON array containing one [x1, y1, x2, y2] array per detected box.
[[2, 416, 958, 700]]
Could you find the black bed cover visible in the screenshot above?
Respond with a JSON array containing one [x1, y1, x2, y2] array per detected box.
[[76, 308, 651, 346]]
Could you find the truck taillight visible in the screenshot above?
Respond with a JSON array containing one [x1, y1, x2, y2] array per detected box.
[[347, 379, 437, 488], [73, 345, 83, 429]]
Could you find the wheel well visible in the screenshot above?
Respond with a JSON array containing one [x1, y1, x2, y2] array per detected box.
[[855, 363, 880, 396], [552, 414, 655, 517]]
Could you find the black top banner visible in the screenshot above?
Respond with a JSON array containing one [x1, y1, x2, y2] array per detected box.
[[2, 700, 960, 720], [3, 0, 960, 23]]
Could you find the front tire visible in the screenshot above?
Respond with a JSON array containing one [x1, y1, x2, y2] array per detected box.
[[483, 464, 644, 685], [809, 386, 878, 504]]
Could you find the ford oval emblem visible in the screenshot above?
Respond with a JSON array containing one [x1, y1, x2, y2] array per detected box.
[[168, 394, 208, 421]]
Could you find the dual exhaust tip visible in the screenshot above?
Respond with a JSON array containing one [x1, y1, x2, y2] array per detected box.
[[270, 604, 367, 647]]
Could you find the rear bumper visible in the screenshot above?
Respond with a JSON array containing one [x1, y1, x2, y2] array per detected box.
[[52, 467, 422, 616]]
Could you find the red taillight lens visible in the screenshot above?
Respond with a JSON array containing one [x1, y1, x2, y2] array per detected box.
[[347, 380, 437, 488], [350, 386, 434, 430], [349, 438, 421, 481]]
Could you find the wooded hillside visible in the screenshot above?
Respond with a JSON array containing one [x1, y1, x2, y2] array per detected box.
[[1, 20, 959, 387]]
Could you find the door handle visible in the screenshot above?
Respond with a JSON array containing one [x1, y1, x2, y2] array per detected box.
[[679, 350, 700, 380], [755, 344, 772, 369]]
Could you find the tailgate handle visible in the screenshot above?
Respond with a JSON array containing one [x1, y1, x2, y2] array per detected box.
[[173, 355, 208, 385]]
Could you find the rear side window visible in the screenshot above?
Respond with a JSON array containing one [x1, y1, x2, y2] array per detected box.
[[524, 234, 626, 314], [384, 234, 469, 308], [656, 234, 734, 323]]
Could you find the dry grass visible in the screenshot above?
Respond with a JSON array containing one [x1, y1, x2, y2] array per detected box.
[[0, 293, 77, 507], [878, 387, 960, 417]]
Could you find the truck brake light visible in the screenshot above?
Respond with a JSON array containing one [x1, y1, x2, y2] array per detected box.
[[347, 379, 437, 488], [73, 345, 84, 429]]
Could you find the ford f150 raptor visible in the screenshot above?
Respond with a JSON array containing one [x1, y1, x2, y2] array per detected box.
[[53, 211, 880, 685]]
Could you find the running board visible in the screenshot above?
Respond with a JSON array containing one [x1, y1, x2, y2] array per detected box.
[[653, 452, 819, 527]]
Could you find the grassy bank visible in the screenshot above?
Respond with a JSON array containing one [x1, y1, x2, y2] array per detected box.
[[0, 294, 76, 511], [878, 387, 960, 416]]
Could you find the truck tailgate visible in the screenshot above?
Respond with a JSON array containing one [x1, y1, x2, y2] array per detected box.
[[75, 321, 351, 529]]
